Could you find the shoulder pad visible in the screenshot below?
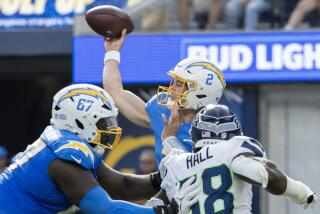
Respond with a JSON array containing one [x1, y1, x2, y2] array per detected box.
[[146, 94, 158, 108], [41, 126, 62, 143], [52, 140, 96, 169], [231, 135, 251, 142], [159, 149, 183, 178], [231, 136, 266, 158]]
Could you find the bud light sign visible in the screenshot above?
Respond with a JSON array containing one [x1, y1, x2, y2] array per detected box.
[[181, 32, 320, 82], [73, 31, 320, 84]]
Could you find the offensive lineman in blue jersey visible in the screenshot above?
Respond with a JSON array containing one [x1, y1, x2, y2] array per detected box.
[[103, 29, 225, 165], [0, 84, 200, 214]]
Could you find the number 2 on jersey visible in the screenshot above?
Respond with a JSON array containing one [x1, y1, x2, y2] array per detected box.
[[182, 165, 234, 214]]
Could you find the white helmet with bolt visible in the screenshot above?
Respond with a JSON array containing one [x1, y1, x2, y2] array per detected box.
[[51, 84, 122, 150], [157, 58, 226, 110]]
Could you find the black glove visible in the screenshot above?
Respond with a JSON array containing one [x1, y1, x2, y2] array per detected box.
[[150, 171, 162, 191], [153, 199, 179, 214]]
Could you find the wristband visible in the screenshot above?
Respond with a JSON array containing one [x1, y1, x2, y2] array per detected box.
[[104, 51, 120, 64], [150, 171, 162, 191]]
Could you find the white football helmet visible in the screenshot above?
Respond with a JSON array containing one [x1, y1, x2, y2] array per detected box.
[[157, 58, 226, 110], [51, 84, 122, 150]]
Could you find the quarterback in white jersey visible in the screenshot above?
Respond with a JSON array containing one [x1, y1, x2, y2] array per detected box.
[[160, 104, 317, 214]]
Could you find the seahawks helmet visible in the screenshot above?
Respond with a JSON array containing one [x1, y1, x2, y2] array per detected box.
[[51, 84, 122, 150], [190, 104, 242, 150], [157, 58, 226, 109]]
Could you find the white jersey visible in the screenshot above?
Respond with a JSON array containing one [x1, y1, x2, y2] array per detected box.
[[160, 136, 266, 214]]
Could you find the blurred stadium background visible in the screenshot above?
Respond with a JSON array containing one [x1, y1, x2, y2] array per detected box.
[[0, 0, 319, 213]]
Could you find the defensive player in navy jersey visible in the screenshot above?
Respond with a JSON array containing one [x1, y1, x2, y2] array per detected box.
[[103, 29, 226, 165], [0, 84, 200, 214]]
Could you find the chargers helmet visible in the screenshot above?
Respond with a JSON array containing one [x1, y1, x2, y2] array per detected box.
[[190, 104, 242, 150], [51, 84, 122, 150], [157, 58, 226, 110]]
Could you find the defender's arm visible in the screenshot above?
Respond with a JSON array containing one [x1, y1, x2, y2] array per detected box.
[[231, 156, 317, 208], [103, 30, 150, 128]]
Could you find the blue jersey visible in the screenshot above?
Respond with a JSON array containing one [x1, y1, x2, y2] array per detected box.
[[145, 94, 193, 165], [0, 126, 102, 214]]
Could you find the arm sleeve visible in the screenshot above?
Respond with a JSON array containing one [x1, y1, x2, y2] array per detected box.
[[79, 185, 156, 214], [231, 155, 269, 188]]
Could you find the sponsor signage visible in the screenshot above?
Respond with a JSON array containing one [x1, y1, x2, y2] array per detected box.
[[73, 31, 320, 83], [0, 0, 126, 29]]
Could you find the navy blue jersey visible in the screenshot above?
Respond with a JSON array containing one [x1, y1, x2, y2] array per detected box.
[[0, 126, 102, 214]]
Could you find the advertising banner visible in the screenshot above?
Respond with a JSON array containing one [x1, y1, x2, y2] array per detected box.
[[73, 31, 320, 83], [0, 0, 126, 29]]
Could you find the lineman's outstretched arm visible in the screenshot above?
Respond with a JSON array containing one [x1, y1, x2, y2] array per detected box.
[[97, 162, 201, 214], [231, 156, 317, 208], [48, 159, 162, 214], [103, 29, 150, 128], [97, 162, 161, 201]]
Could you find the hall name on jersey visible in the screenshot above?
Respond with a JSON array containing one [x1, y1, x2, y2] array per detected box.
[[186, 147, 213, 169]]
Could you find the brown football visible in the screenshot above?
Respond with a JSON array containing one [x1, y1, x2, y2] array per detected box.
[[85, 5, 134, 39]]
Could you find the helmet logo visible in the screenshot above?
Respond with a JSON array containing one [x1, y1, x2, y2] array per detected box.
[[235, 118, 241, 129], [197, 119, 239, 135], [192, 116, 199, 126], [202, 131, 211, 138], [58, 88, 108, 105], [221, 132, 227, 139]]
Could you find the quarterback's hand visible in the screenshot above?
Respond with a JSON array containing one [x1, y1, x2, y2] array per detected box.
[[173, 176, 201, 214], [161, 104, 183, 141], [104, 28, 126, 52]]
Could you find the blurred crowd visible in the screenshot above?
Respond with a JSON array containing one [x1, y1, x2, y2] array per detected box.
[[137, 0, 320, 32], [0, 146, 8, 174]]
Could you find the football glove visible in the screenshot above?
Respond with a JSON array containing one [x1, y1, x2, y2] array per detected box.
[[153, 176, 201, 214], [173, 176, 201, 214], [284, 176, 317, 209]]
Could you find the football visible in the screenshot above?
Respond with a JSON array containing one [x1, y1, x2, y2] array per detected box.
[[85, 5, 134, 39]]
